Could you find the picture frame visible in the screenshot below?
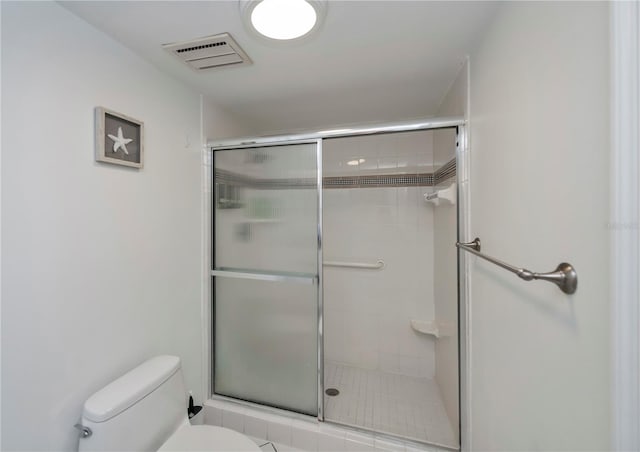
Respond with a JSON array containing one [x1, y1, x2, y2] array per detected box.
[[95, 107, 144, 169]]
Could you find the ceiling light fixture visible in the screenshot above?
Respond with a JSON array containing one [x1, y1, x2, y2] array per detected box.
[[241, 0, 326, 42]]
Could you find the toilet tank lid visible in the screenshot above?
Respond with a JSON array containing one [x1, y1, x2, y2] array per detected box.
[[83, 355, 181, 423]]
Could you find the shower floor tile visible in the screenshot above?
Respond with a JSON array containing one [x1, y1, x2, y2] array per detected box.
[[324, 361, 458, 448]]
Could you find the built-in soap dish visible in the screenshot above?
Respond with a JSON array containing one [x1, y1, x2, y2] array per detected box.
[[410, 319, 455, 338]]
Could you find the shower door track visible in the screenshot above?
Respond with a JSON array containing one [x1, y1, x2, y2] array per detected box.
[[209, 116, 468, 449], [210, 117, 464, 149]]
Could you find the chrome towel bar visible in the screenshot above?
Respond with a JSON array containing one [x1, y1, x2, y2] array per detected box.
[[323, 260, 385, 270], [456, 238, 578, 294]]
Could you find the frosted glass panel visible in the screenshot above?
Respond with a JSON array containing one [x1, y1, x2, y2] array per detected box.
[[214, 144, 318, 274], [214, 277, 318, 415], [212, 141, 319, 416]]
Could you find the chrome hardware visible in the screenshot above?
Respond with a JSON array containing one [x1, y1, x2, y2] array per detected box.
[[323, 259, 385, 270], [456, 237, 578, 295], [74, 424, 92, 438], [210, 116, 465, 149], [210, 269, 316, 285], [458, 238, 481, 252]]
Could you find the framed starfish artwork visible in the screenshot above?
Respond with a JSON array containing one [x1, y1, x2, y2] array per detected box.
[[95, 107, 144, 169]]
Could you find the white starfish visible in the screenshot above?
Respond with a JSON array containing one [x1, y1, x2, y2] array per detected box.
[[107, 126, 133, 155]]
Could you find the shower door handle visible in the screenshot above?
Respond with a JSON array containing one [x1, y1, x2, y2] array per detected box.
[[210, 269, 317, 285]]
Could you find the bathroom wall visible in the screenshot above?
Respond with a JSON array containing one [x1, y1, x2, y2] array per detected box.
[[432, 63, 467, 436], [468, 2, 610, 450], [323, 131, 437, 378], [1, 3, 235, 450], [203, 100, 257, 142]]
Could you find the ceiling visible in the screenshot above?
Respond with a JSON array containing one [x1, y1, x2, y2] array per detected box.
[[62, 1, 499, 134]]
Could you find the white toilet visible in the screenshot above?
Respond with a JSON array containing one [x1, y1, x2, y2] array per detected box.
[[77, 355, 260, 451]]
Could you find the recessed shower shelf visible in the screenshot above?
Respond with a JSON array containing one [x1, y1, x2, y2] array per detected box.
[[410, 319, 454, 338]]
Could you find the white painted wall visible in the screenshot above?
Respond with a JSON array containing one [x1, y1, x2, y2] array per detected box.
[[468, 3, 610, 450], [1, 3, 204, 450], [323, 132, 437, 378], [203, 99, 256, 143], [0, 2, 4, 448]]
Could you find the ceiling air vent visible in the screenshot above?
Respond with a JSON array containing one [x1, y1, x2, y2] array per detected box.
[[163, 33, 251, 71]]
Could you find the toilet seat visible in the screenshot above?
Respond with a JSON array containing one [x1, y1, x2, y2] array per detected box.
[[158, 425, 261, 451]]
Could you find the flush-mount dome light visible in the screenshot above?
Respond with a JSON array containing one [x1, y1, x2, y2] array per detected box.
[[241, 0, 326, 42]]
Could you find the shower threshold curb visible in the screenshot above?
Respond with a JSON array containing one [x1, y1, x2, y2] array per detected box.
[[204, 398, 459, 452]]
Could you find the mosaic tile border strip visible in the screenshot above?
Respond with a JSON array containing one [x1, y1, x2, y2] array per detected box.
[[215, 169, 316, 188], [215, 158, 456, 190], [434, 158, 456, 185], [323, 158, 456, 189], [323, 173, 434, 188]]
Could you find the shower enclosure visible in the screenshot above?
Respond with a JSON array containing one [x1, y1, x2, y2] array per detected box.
[[210, 118, 465, 450]]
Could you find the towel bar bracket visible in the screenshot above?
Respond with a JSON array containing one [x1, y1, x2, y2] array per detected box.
[[459, 238, 481, 252]]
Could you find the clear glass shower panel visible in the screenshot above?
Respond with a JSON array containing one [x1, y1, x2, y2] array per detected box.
[[214, 144, 318, 275], [321, 130, 460, 448], [214, 277, 318, 415]]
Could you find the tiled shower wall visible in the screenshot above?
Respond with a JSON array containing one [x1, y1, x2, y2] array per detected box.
[[432, 128, 459, 432], [322, 131, 437, 378]]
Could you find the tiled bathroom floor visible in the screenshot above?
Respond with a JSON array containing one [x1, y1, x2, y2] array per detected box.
[[324, 362, 457, 448]]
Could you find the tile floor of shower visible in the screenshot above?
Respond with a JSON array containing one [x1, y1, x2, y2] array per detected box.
[[324, 361, 457, 448]]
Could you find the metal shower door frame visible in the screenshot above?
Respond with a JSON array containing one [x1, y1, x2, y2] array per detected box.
[[210, 137, 325, 420]]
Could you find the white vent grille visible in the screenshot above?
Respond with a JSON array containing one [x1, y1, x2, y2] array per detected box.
[[163, 33, 251, 71]]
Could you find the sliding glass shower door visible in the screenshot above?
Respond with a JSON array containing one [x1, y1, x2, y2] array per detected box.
[[212, 141, 321, 416]]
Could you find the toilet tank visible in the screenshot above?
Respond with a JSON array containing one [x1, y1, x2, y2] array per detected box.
[[78, 356, 189, 451]]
